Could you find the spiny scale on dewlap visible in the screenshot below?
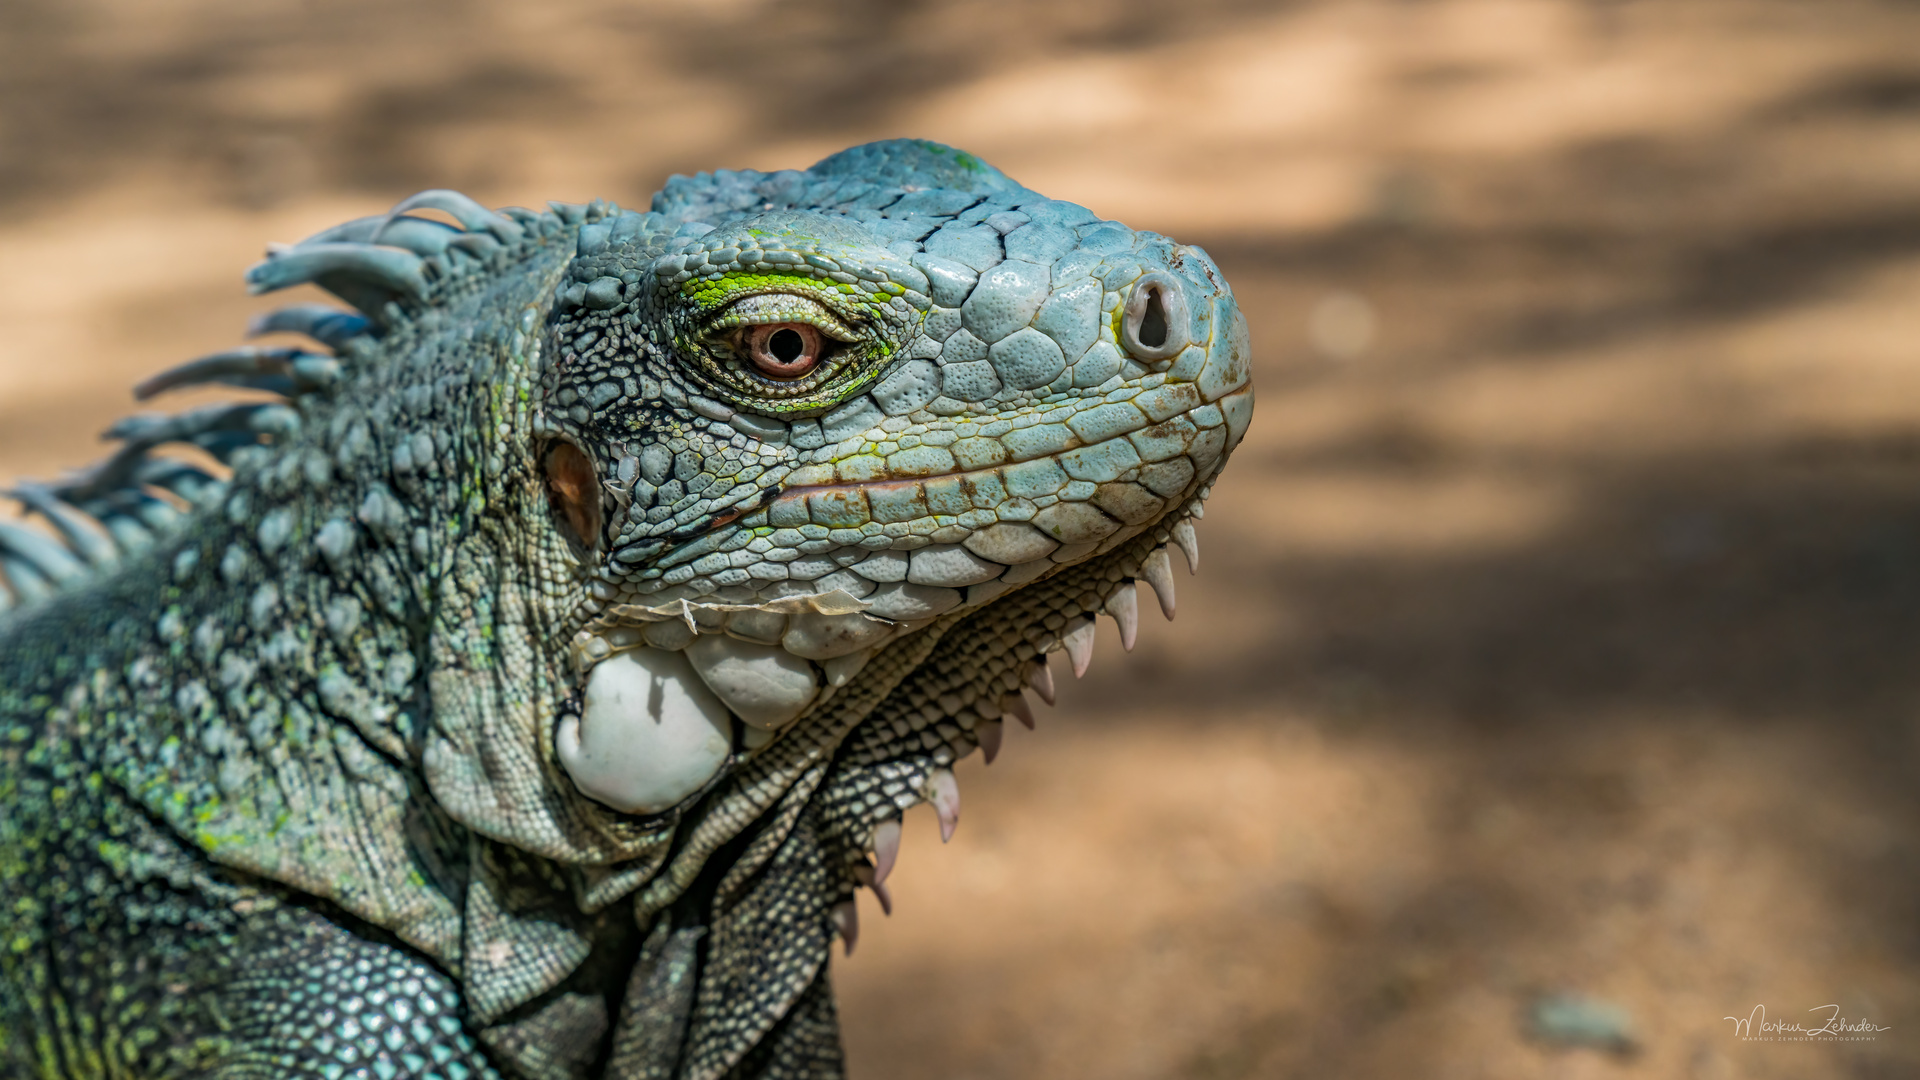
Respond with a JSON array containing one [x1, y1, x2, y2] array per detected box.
[[0, 138, 1252, 1079]]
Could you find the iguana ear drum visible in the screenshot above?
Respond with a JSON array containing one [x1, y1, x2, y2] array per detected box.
[[542, 440, 602, 551]]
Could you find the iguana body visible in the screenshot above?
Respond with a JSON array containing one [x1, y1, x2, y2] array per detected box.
[[0, 139, 1253, 1079]]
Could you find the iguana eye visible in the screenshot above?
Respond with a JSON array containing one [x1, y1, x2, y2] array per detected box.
[[680, 282, 908, 414], [744, 323, 823, 380]]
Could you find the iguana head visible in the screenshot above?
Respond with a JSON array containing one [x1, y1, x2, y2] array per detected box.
[[522, 141, 1252, 823]]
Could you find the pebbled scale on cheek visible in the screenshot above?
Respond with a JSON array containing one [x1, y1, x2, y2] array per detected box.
[[541, 154, 1253, 816]]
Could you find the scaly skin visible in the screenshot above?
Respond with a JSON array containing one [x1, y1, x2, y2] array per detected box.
[[0, 139, 1253, 1079]]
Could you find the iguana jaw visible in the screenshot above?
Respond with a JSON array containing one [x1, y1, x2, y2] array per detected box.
[[553, 360, 1250, 819]]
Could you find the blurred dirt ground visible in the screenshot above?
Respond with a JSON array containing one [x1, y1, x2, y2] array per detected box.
[[4, 1, 1920, 1076]]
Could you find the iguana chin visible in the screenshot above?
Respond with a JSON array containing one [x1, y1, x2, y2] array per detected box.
[[0, 138, 1252, 1079]]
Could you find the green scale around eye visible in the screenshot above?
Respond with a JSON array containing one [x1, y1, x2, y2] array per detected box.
[[665, 271, 909, 416], [656, 222, 931, 416]]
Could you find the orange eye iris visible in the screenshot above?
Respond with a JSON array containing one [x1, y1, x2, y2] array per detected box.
[[744, 323, 823, 379]]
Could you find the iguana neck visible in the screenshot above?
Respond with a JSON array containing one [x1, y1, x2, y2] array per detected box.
[[3, 365, 541, 960]]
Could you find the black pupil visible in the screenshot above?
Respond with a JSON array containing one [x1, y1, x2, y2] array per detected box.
[[768, 328, 806, 364]]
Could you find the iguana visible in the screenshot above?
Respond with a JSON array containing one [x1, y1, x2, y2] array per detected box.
[[0, 138, 1253, 1079]]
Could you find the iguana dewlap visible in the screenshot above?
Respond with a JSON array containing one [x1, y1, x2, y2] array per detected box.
[[0, 139, 1252, 1079]]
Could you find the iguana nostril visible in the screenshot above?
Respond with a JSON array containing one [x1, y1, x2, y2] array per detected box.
[[1122, 271, 1191, 361], [1138, 290, 1168, 347]]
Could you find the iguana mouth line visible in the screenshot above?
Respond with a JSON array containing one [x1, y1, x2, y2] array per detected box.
[[639, 382, 1248, 588], [663, 484, 777, 540], [762, 406, 1230, 513]]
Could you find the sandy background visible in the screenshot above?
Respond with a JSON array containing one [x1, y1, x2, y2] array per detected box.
[[4, 1, 1919, 1076]]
